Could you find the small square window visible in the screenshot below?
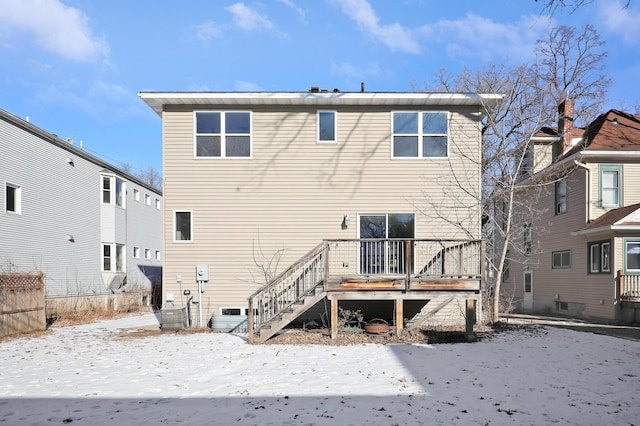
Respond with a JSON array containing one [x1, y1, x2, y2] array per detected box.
[[133, 247, 140, 258], [155, 250, 161, 261], [145, 194, 151, 206], [144, 248, 151, 260], [134, 189, 140, 202]]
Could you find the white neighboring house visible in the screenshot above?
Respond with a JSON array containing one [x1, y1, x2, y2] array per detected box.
[[0, 107, 163, 312]]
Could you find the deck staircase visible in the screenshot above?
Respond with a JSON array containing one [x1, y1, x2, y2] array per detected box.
[[248, 242, 329, 343]]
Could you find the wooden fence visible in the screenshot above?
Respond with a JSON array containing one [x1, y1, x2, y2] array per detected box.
[[0, 273, 46, 337]]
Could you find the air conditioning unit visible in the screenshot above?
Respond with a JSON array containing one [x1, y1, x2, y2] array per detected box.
[[160, 306, 188, 331]]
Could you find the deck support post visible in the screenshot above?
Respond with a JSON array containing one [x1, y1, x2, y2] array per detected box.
[[330, 298, 338, 339], [465, 298, 476, 342], [395, 299, 403, 335]]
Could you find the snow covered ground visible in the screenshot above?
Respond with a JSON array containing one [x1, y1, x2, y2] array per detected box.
[[1, 313, 639, 425]]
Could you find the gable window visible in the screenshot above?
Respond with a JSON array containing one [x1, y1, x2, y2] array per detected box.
[[523, 224, 532, 255], [600, 165, 623, 208], [392, 112, 448, 158], [318, 111, 336, 143], [624, 239, 640, 273], [588, 240, 610, 274], [5, 183, 21, 214], [552, 250, 571, 269], [174, 211, 192, 242], [555, 179, 567, 214], [195, 111, 251, 158]]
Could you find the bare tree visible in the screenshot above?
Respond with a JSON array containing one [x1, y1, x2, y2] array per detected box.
[[120, 162, 162, 190], [421, 24, 610, 322], [535, 0, 631, 14]]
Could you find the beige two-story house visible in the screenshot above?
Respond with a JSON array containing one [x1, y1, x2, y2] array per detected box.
[[140, 89, 501, 340], [505, 100, 640, 323]]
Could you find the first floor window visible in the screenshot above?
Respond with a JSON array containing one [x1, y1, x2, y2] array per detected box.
[[5, 183, 21, 214], [175, 211, 192, 241], [103, 244, 112, 271], [116, 244, 124, 272], [552, 250, 571, 269], [588, 240, 610, 273], [625, 240, 640, 273]]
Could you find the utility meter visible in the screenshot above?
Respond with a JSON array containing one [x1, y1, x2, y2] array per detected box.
[[196, 264, 209, 282]]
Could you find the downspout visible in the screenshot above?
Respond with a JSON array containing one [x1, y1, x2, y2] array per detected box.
[[574, 160, 590, 223]]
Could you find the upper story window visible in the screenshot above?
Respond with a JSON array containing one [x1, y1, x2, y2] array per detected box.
[[155, 198, 161, 210], [5, 183, 21, 214], [317, 111, 336, 143], [555, 179, 567, 214], [523, 223, 532, 255], [133, 188, 140, 202], [174, 211, 193, 242], [145, 194, 151, 206], [195, 111, 251, 158], [392, 112, 448, 158], [600, 165, 623, 208], [102, 175, 125, 208]]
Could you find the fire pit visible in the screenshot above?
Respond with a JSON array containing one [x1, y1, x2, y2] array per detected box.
[[364, 318, 389, 335]]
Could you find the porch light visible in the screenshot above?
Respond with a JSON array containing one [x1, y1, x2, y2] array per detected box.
[[342, 214, 350, 230]]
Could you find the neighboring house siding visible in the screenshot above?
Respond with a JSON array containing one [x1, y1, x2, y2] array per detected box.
[[0, 118, 103, 297], [162, 104, 483, 315], [0, 110, 163, 303]]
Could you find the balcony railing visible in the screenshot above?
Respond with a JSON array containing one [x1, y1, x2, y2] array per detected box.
[[619, 270, 640, 301]]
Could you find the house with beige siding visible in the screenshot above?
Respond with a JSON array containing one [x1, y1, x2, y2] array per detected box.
[[504, 100, 640, 323], [0, 107, 163, 316], [139, 89, 501, 341]]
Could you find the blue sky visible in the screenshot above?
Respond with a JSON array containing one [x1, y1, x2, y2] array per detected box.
[[1, 0, 639, 177]]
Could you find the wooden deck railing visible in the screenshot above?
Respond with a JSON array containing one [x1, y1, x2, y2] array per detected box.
[[619, 270, 640, 301]]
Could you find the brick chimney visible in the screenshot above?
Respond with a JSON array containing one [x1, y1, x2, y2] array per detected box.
[[558, 99, 575, 153]]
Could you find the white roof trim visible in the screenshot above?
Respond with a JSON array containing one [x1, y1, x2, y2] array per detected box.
[[138, 91, 504, 115]]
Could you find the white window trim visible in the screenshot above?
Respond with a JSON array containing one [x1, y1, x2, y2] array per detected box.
[[101, 174, 126, 209], [391, 111, 449, 159], [145, 194, 151, 206], [174, 210, 193, 242], [193, 111, 253, 159], [133, 188, 140, 202], [144, 248, 151, 260], [133, 246, 140, 258], [102, 243, 125, 272], [155, 250, 161, 261], [317, 110, 337, 144], [155, 198, 161, 209]]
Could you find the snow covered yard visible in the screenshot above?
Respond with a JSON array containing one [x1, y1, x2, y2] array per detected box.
[[1, 313, 638, 425]]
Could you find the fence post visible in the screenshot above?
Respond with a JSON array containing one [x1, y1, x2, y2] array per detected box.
[[618, 270, 624, 300]]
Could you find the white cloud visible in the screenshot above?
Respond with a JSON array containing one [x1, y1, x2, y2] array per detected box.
[[193, 21, 223, 43], [277, 0, 306, 20], [421, 13, 554, 64], [226, 3, 275, 31], [234, 80, 264, 91], [335, 0, 420, 54], [331, 61, 381, 78], [0, 0, 109, 62], [598, 0, 640, 45]]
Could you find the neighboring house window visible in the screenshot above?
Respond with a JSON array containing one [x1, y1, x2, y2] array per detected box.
[[624, 239, 640, 273], [103, 244, 112, 271], [155, 198, 161, 209], [102, 175, 125, 207], [155, 250, 161, 261], [600, 165, 623, 208], [134, 189, 140, 202], [174, 211, 192, 242], [555, 179, 567, 214], [318, 111, 336, 143], [102, 176, 111, 204], [552, 250, 571, 269], [145, 194, 151, 206], [500, 202, 509, 231], [133, 246, 140, 258], [523, 224, 532, 255], [195, 111, 251, 158], [392, 112, 448, 158], [588, 240, 611, 273], [144, 248, 151, 260], [520, 148, 534, 177], [103, 243, 125, 271], [5, 183, 21, 214], [502, 250, 510, 281]]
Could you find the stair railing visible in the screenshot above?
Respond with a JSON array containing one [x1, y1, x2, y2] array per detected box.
[[248, 242, 328, 338]]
